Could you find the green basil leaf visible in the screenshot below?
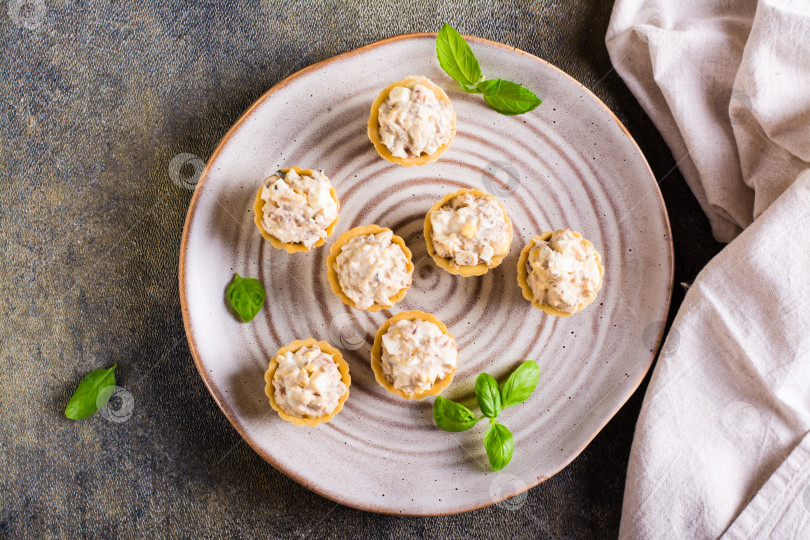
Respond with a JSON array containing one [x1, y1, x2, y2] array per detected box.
[[476, 78, 502, 96], [65, 365, 117, 420], [433, 396, 482, 432], [436, 23, 481, 88], [475, 373, 502, 418], [484, 423, 514, 471], [484, 80, 542, 115], [226, 273, 266, 323], [459, 82, 482, 94], [501, 360, 540, 408]]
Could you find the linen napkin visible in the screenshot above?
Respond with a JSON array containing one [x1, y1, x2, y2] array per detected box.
[[605, 0, 810, 537], [607, 0, 810, 243]]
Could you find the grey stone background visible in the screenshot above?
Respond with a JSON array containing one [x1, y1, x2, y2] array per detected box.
[[0, 0, 724, 538]]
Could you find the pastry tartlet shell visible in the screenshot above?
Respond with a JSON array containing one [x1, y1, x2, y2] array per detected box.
[[253, 166, 340, 253], [326, 224, 414, 312], [367, 75, 457, 167], [516, 230, 605, 317], [264, 338, 351, 426], [370, 310, 457, 400], [424, 188, 514, 276]]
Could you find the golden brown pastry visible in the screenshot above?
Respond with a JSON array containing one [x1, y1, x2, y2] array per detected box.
[[264, 338, 350, 426], [424, 188, 513, 276], [326, 225, 414, 312], [517, 229, 604, 317], [253, 167, 340, 253], [370, 311, 458, 400], [368, 76, 456, 166]]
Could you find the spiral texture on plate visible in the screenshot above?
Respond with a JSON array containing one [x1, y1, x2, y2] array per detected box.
[[180, 34, 673, 515]]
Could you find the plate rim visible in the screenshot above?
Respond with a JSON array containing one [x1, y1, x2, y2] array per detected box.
[[178, 31, 674, 516]]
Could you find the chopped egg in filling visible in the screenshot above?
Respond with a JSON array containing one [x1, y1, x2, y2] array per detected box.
[[380, 319, 457, 396], [378, 84, 453, 159], [260, 169, 338, 248], [335, 230, 412, 310], [430, 192, 510, 267], [526, 229, 602, 314], [273, 346, 346, 418]]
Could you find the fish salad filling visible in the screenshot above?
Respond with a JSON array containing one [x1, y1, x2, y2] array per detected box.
[[380, 319, 457, 396], [335, 230, 412, 310], [526, 229, 602, 313], [429, 193, 510, 267], [378, 84, 453, 159], [260, 169, 338, 248], [273, 346, 346, 418]]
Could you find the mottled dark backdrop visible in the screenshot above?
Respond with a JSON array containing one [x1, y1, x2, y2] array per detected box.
[[0, 1, 723, 538]]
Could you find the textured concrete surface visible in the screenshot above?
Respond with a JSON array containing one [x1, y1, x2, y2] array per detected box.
[[0, 1, 724, 538]]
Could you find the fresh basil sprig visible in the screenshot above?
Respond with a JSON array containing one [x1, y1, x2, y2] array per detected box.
[[501, 359, 540, 408], [226, 273, 266, 322], [484, 423, 514, 471], [65, 364, 117, 420], [433, 396, 483, 432], [475, 373, 502, 418], [436, 23, 481, 89], [436, 24, 542, 115], [433, 360, 541, 471]]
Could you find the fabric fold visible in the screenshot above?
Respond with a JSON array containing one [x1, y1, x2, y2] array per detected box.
[[606, 0, 810, 243], [607, 1, 810, 536], [618, 171, 810, 539]]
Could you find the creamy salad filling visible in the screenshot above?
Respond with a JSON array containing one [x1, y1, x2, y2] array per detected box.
[[526, 229, 602, 313], [380, 319, 457, 396], [273, 345, 346, 418], [377, 84, 453, 159], [260, 169, 338, 248], [335, 230, 412, 310], [429, 192, 510, 267]]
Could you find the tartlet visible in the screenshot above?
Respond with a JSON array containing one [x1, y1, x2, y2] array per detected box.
[[264, 338, 351, 426], [253, 166, 340, 253], [370, 310, 458, 400], [424, 188, 513, 276], [367, 75, 457, 167], [326, 225, 414, 312], [516, 229, 604, 317]]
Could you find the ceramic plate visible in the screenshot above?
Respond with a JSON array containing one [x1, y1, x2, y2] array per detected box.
[[179, 33, 673, 515]]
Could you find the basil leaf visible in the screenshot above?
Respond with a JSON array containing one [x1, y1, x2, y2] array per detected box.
[[65, 365, 117, 420], [226, 273, 266, 322], [436, 23, 481, 88], [484, 423, 514, 471], [459, 82, 482, 94], [433, 396, 482, 432], [501, 360, 540, 408], [476, 78, 502, 96], [483, 80, 542, 115], [475, 373, 502, 418]]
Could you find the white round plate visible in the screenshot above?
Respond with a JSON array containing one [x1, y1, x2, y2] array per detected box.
[[180, 33, 673, 515]]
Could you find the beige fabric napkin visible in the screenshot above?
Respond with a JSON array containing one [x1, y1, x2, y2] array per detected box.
[[605, 0, 810, 538], [607, 0, 810, 243]]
